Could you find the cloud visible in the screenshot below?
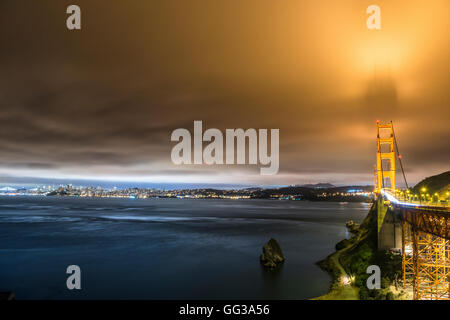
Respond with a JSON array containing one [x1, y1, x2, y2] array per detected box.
[[0, 0, 448, 186]]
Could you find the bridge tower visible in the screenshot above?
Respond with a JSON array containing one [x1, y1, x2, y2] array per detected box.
[[375, 121, 396, 193], [372, 120, 449, 299], [375, 121, 401, 251]]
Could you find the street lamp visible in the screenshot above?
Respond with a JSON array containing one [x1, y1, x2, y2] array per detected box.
[[420, 187, 427, 205]]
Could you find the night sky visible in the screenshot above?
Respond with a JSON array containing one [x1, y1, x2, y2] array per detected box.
[[0, 0, 448, 186]]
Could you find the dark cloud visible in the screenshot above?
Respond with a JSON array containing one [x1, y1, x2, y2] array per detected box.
[[0, 0, 448, 185]]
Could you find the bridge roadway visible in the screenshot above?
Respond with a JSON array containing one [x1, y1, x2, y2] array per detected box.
[[380, 189, 450, 240]]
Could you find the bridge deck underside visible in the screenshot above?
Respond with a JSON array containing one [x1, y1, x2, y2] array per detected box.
[[401, 208, 449, 240]]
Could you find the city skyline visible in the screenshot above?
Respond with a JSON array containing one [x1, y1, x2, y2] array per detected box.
[[0, 1, 448, 186]]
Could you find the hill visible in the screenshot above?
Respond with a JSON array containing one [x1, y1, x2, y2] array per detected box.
[[412, 171, 450, 195]]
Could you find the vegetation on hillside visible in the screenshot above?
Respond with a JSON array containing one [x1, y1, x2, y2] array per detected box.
[[316, 203, 406, 300], [316, 170, 449, 300]]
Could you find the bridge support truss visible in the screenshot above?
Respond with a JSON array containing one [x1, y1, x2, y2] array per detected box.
[[401, 210, 450, 300]]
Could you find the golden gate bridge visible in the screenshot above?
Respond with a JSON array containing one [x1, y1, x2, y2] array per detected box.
[[374, 121, 449, 300]]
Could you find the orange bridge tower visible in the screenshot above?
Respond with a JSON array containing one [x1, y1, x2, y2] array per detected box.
[[374, 121, 396, 193]]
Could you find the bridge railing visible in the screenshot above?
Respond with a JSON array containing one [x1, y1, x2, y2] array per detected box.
[[380, 188, 449, 209]]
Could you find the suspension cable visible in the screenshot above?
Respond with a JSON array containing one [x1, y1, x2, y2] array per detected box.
[[391, 121, 409, 189]]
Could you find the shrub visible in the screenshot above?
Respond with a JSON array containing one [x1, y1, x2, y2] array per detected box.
[[381, 277, 391, 289], [386, 292, 395, 300], [359, 287, 369, 300], [335, 239, 351, 250]]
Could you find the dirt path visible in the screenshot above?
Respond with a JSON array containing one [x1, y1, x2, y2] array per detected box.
[[314, 234, 363, 300]]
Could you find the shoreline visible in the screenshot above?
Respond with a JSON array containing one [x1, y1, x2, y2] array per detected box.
[[313, 227, 362, 300], [313, 202, 407, 300]]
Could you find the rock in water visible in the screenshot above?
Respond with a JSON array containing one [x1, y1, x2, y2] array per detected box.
[[260, 238, 285, 269], [345, 220, 360, 234]]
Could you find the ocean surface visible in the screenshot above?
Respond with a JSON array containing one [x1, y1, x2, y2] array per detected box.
[[0, 196, 370, 299]]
